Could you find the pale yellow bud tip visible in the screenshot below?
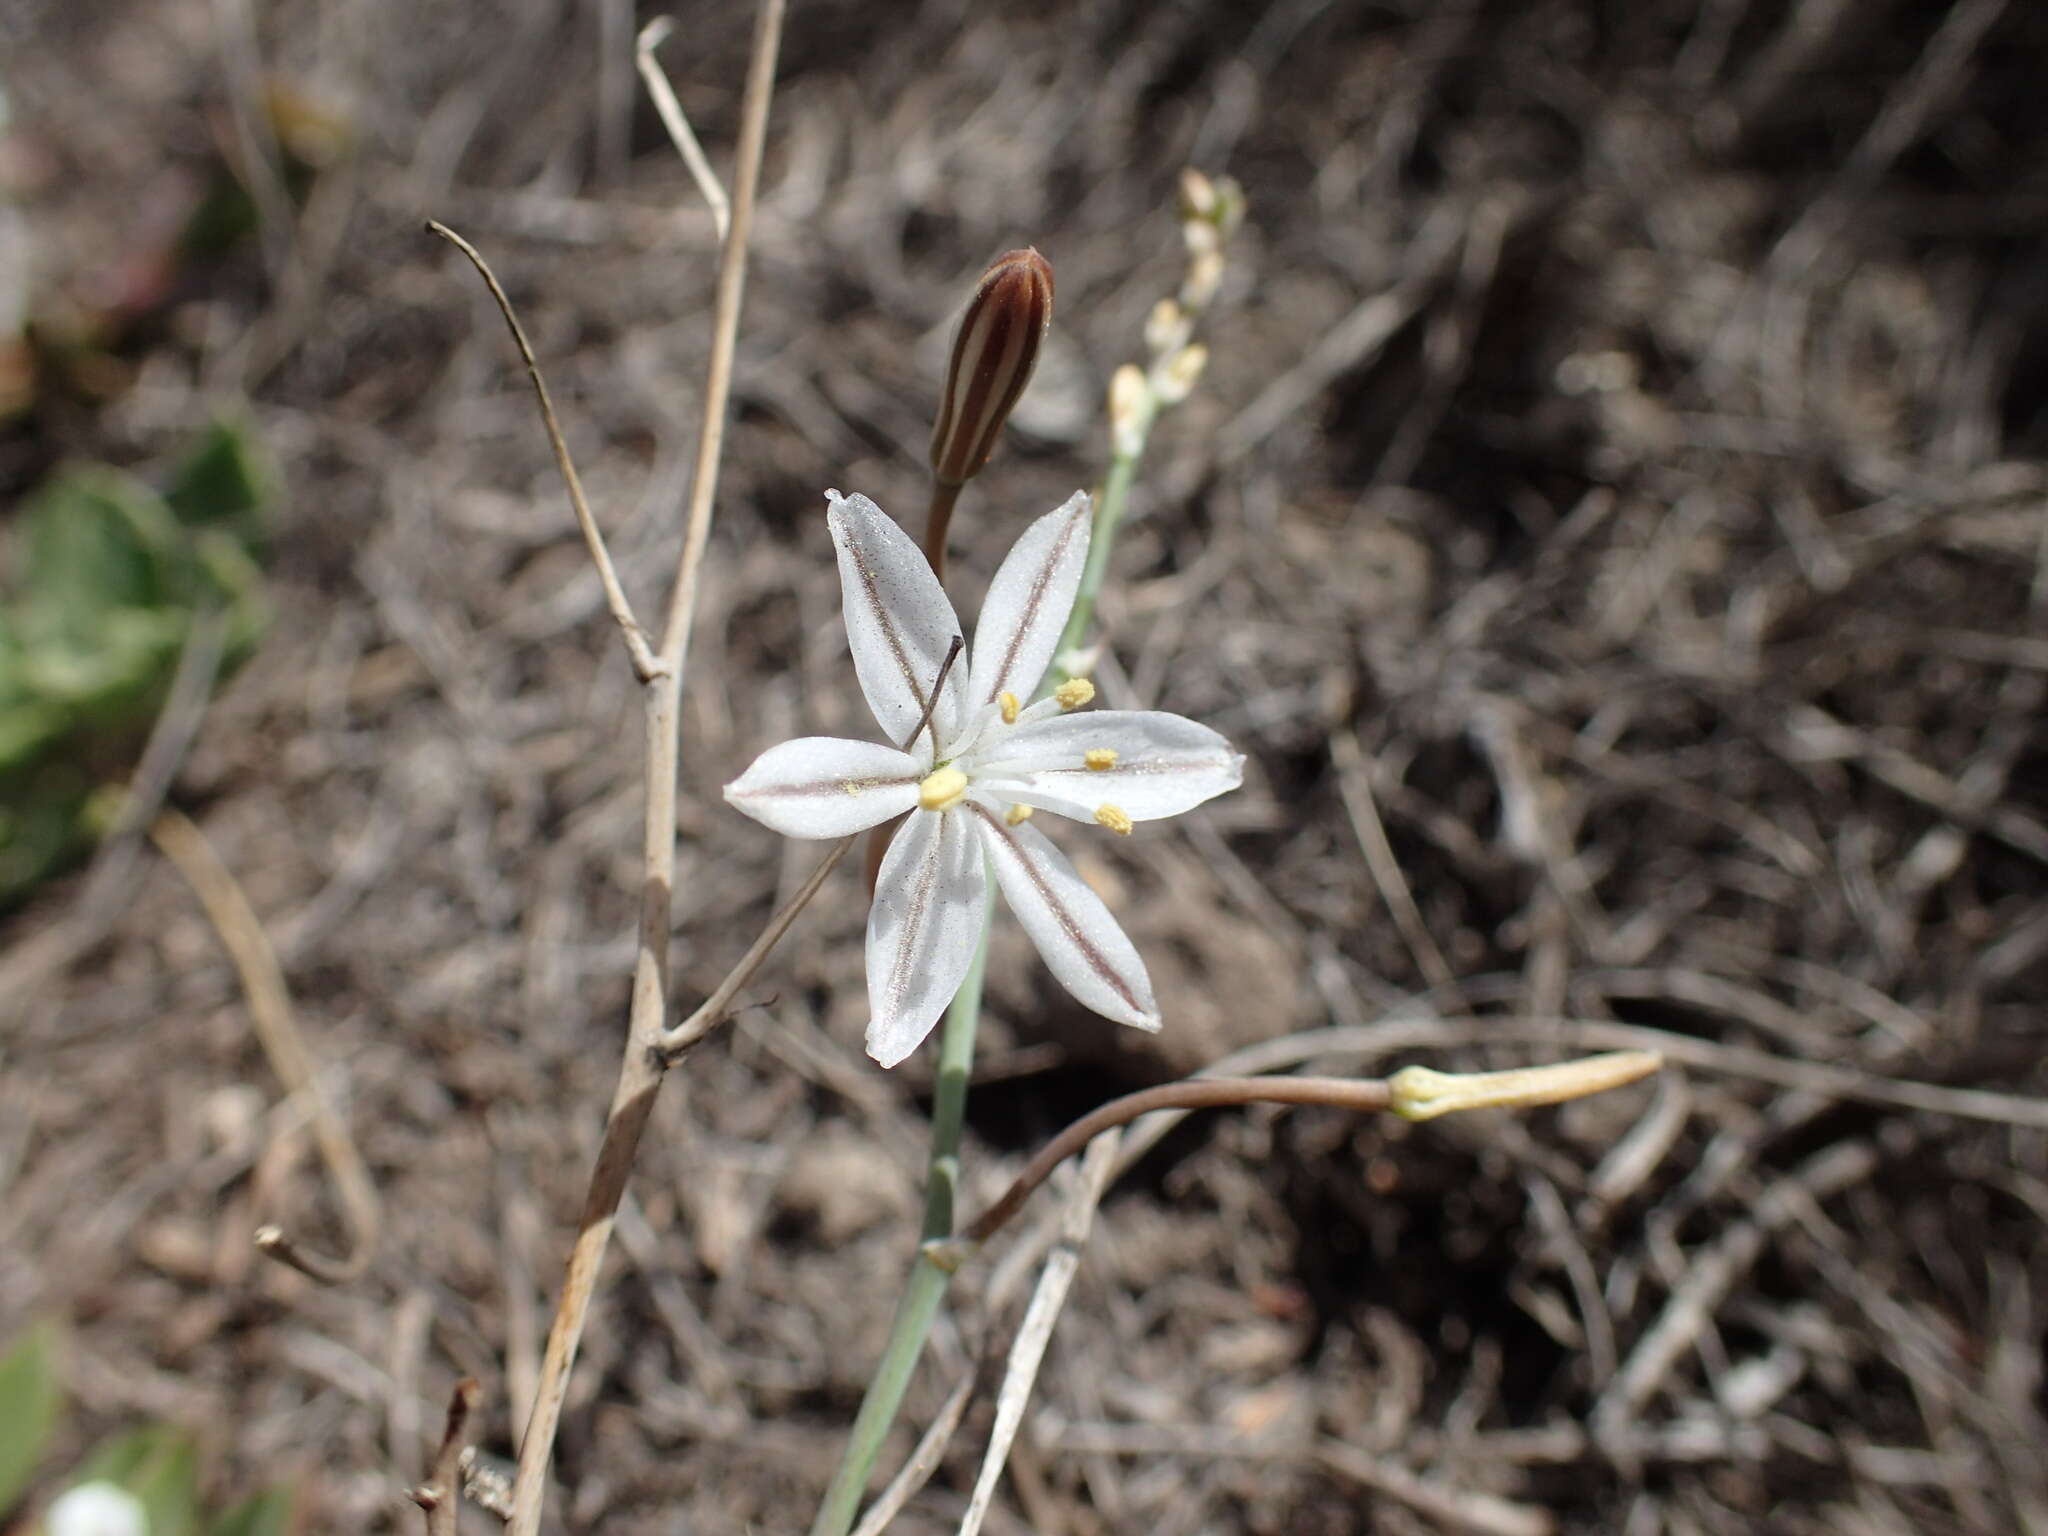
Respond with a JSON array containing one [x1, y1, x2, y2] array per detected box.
[[918, 765, 969, 812], [1005, 803, 1033, 826], [1054, 677, 1095, 710], [1084, 747, 1118, 771], [1388, 1051, 1663, 1123], [998, 691, 1020, 725], [1094, 804, 1133, 835], [1156, 343, 1210, 405]]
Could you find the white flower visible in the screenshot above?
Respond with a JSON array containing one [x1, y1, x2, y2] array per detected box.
[[47, 1483, 149, 1536], [725, 490, 1243, 1067]]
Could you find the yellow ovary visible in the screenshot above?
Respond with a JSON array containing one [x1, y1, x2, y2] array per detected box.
[[918, 765, 969, 812]]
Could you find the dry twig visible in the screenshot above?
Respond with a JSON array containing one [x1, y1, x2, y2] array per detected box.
[[149, 807, 381, 1284]]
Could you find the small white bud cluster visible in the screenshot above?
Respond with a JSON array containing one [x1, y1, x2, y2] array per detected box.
[[1104, 167, 1244, 463]]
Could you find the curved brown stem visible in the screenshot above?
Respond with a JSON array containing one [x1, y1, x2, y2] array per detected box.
[[954, 1075, 1394, 1249]]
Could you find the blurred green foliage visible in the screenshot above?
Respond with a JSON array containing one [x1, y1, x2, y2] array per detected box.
[[0, 1325, 303, 1536], [0, 420, 272, 907]]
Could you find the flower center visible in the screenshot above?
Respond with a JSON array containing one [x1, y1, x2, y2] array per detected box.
[[918, 764, 970, 812]]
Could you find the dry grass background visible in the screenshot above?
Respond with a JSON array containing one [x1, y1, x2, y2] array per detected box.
[[5, 0, 2048, 1531]]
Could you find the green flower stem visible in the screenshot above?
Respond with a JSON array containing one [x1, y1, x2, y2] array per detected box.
[[808, 904, 990, 1536], [811, 380, 1166, 1536], [1054, 423, 1151, 682]]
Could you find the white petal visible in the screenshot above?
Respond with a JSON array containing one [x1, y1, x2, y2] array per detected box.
[[866, 809, 988, 1067], [828, 491, 970, 751], [965, 490, 1091, 713], [973, 710, 1243, 821], [963, 799, 1159, 1030], [724, 736, 922, 837]]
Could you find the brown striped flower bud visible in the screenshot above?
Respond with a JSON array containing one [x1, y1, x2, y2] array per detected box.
[[929, 247, 1054, 488]]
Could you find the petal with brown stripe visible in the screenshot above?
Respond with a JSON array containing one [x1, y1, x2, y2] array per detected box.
[[828, 490, 969, 752], [966, 490, 1091, 709], [965, 799, 1159, 1031], [723, 736, 924, 837], [866, 808, 988, 1067]]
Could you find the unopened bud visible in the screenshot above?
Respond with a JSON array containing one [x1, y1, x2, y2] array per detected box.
[[1177, 167, 1218, 223], [930, 247, 1055, 487], [1210, 175, 1247, 240], [1144, 298, 1189, 357], [1389, 1050, 1662, 1122], [1108, 363, 1149, 457], [1153, 343, 1208, 405], [1180, 249, 1225, 312]]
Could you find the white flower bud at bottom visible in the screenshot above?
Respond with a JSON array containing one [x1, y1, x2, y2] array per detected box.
[[48, 1484, 150, 1536]]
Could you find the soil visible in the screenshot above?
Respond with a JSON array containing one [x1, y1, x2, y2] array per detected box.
[[4, 1, 2047, 1532]]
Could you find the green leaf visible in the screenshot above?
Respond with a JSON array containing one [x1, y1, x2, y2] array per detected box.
[[73, 1425, 201, 1536], [207, 1485, 300, 1536], [165, 421, 272, 552], [0, 1320, 65, 1514], [19, 468, 185, 627]]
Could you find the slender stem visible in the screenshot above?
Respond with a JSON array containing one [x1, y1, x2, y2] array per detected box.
[[810, 902, 991, 1536], [811, 372, 1163, 1533], [426, 220, 662, 683], [1052, 435, 1145, 682], [410, 1377, 481, 1536], [956, 1076, 1393, 1248], [921, 479, 964, 583], [505, 4, 785, 1532]]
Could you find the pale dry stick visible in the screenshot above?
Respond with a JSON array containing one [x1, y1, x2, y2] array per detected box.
[[148, 808, 381, 1283], [847, 1370, 980, 1536], [209, 0, 294, 279], [388, 1288, 436, 1483], [636, 17, 732, 243], [425, 221, 661, 683], [1330, 722, 1456, 995], [1314, 1441, 1553, 1536], [656, 834, 855, 1059], [411, 1377, 482, 1536], [1591, 1135, 1883, 1446], [505, 4, 784, 1530], [955, 1132, 1122, 1536], [1038, 1420, 1552, 1534]]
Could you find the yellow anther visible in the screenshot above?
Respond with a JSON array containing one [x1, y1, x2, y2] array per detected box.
[[998, 691, 1021, 725], [918, 765, 969, 812], [843, 779, 874, 796], [1005, 803, 1034, 826], [1084, 747, 1119, 771], [1094, 804, 1133, 836], [1054, 677, 1095, 711]]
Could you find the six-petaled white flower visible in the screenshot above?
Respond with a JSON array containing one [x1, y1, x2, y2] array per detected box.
[[725, 489, 1243, 1067]]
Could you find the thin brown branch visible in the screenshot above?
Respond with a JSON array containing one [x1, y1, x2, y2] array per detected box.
[[636, 16, 731, 242], [426, 219, 662, 683], [411, 1378, 482, 1536], [150, 809, 381, 1284], [655, 832, 856, 1060], [505, 2, 785, 1531], [950, 1076, 1394, 1252]]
